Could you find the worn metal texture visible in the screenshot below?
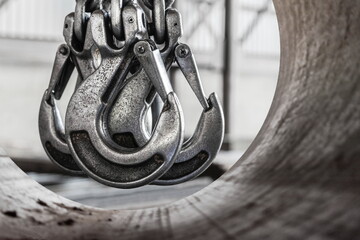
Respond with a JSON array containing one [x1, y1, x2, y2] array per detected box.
[[38, 44, 82, 174], [64, 13, 98, 82], [154, 93, 224, 185], [2, 0, 360, 239], [108, 9, 183, 147], [153, 43, 225, 185], [110, 0, 125, 40], [39, 9, 101, 175], [65, 8, 184, 188]]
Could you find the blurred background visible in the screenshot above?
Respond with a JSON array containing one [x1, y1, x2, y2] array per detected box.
[[0, 0, 279, 209]]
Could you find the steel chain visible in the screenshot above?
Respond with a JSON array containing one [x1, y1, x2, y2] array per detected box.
[[110, 0, 124, 40], [74, 0, 87, 42], [153, 0, 166, 44], [74, 0, 170, 43], [142, 0, 174, 9]]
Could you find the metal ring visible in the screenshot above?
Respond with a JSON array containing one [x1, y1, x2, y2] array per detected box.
[[153, 0, 166, 44], [142, 0, 174, 9], [111, 0, 124, 40], [74, 0, 87, 42]]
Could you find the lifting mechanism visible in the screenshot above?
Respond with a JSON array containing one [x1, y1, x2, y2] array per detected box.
[[39, 0, 225, 189]]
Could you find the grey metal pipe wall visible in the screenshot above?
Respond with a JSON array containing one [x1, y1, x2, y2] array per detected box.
[[1, 0, 360, 239]]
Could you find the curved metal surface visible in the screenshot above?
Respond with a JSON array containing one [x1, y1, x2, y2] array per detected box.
[[65, 8, 184, 188], [38, 44, 82, 174], [39, 94, 83, 174], [110, 0, 124, 40], [108, 9, 182, 147], [64, 13, 98, 82], [74, 0, 88, 42], [154, 93, 224, 185], [153, 43, 225, 185], [2, 0, 360, 239], [153, 0, 166, 44]]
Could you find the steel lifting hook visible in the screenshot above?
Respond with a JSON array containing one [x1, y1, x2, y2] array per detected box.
[[39, 44, 83, 174], [38, 10, 101, 175], [108, 8, 183, 148], [65, 7, 184, 188], [154, 44, 225, 185]]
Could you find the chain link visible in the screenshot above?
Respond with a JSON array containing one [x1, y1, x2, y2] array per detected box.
[[153, 0, 166, 44], [110, 0, 124, 40], [74, 0, 112, 42], [73, 0, 174, 43], [142, 0, 174, 9], [74, 0, 87, 42]]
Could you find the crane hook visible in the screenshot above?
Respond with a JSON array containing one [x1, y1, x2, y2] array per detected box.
[[65, 7, 184, 188], [38, 44, 83, 174], [154, 44, 225, 185], [108, 8, 183, 148]]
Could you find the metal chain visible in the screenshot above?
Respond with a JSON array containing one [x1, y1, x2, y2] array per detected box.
[[153, 0, 166, 44], [110, 0, 124, 40], [74, 0, 111, 42], [73, 0, 172, 43], [74, 0, 88, 42], [142, 0, 174, 9]]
